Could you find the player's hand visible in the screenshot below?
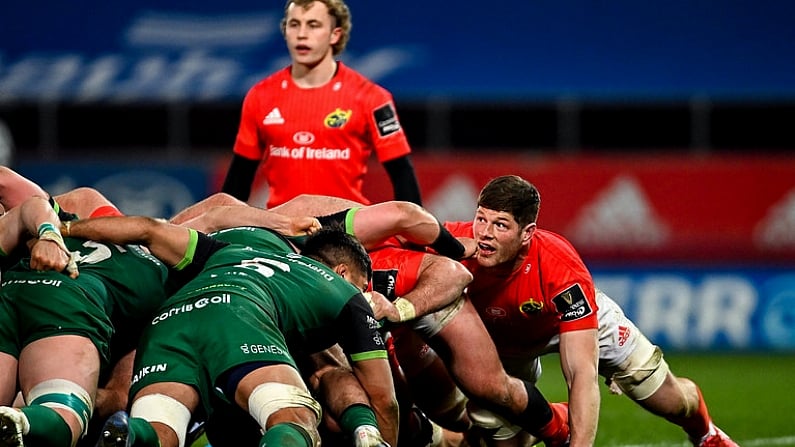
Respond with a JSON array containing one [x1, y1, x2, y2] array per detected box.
[[363, 291, 400, 323], [457, 237, 478, 258], [29, 238, 79, 278], [288, 216, 322, 236]]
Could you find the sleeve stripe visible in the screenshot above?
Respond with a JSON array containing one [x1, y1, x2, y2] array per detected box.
[[174, 229, 199, 271], [349, 349, 388, 362]]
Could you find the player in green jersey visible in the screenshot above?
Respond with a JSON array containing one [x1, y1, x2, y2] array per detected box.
[[58, 216, 398, 447]]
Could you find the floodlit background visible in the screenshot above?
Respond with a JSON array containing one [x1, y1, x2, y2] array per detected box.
[[2, 1, 794, 443]]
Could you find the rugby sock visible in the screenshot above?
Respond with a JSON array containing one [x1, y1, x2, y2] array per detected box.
[[515, 381, 568, 443], [259, 422, 313, 447], [21, 405, 72, 447], [338, 403, 378, 434], [668, 386, 711, 440], [128, 417, 161, 446]]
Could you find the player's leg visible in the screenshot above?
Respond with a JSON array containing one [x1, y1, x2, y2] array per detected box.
[[596, 290, 738, 447], [0, 353, 18, 406], [96, 382, 199, 447], [418, 298, 568, 446], [390, 327, 470, 434], [304, 345, 391, 446], [1, 335, 99, 447], [235, 363, 323, 447]]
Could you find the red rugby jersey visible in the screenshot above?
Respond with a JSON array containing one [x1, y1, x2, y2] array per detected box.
[[233, 62, 412, 207], [445, 221, 598, 356]]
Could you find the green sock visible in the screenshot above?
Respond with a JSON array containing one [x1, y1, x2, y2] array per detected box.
[[339, 403, 378, 433], [259, 422, 312, 447], [21, 405, 72, 447], [129, 417, 161, 447]]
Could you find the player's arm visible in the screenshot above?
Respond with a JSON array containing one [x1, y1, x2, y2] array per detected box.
[[10, 196, 76, 277], [382, 155, 422, 206], [63, 215, 193, 267], [221, 154, 260, 201], [53, 187, 121, 219], [0, 165, 49, 212], [169, 192, 248, 225], [341, 294, 399, 446], [559, 328, 600, 446], [178, 204, 321, 237], [369, 254, 472, 323]]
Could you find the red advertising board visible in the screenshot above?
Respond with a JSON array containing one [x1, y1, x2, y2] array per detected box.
[[360, 153, 795, 264], [212, 152, 795, 263]]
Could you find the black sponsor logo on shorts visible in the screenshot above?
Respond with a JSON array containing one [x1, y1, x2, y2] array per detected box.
[[372, 269, 398, 301], [374, 103, 401, 137], [552, 284, 592, 322]]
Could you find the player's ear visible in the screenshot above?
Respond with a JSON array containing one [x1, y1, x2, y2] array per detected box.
[[333, 263, 348, 278], [521, 223, 537, 245]]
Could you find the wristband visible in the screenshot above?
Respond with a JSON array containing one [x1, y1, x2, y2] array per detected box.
[[37, 222, 59, 238], [430, 222, 465, 259], [38, 222, 79, 277], [393, 297, 417, 321]]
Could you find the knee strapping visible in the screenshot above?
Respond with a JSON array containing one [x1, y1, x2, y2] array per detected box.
[[466, 402, 522, 441], [130, 394, 192, 447], [26, 379, 93, 436], [610, 344, 670, 401], [248, 382, 322, 430]]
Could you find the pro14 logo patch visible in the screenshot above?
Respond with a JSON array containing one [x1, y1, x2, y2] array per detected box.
[[374, 103, 401, 137], [371, 269, 398, 301], [552, 284, 593, 322]]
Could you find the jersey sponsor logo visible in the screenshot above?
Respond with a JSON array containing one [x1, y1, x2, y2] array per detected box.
[[484, 306, 507, 318], [324, 108, 352, 128], [372, 269, 398, 301], [268, 145, 351, 160], [152, 293, 232, 324], [552, 284, 593, 322], [263, 107, 284, 125], [131, 363, 167, 385], [292, 131, 315, 145], [374, 103, 401, 137], [519, 299, 544, 315], [240, 343, 287, 355], [2, 278, 64, 288]]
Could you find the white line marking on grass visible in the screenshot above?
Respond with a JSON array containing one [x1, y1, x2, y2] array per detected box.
[[612, 436, 795, 447]]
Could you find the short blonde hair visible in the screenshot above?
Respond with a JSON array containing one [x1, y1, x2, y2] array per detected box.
[[281, 0, 352, 55]]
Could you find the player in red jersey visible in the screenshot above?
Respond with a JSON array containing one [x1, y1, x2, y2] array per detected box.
[[445, 175, 739, 447], [221, 0, 421, 208]]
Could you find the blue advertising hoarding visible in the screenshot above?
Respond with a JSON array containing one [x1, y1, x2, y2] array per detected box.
[[2, 0, 795, 102], [16, 161, 210, 219], [594, 266, 795, 351]]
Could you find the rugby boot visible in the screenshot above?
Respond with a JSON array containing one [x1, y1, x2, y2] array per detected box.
[[353, 424, 390, 447], [693, 422, 740, 447], [96, 411, 131, 447], [540, 402, 570, 447]]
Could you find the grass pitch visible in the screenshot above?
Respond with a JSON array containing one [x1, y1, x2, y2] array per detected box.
[[535, 352, 795, 446]]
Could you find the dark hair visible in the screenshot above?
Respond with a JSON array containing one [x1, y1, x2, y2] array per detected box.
[[302, 227, 372, 283], [281, 0, 352, 55], [477, 175, 541, 228]]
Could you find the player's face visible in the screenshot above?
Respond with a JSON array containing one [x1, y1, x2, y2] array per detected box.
[[339, 265, 369, 292], [472, 207, 534, 269], [284, 2, 341, 67]]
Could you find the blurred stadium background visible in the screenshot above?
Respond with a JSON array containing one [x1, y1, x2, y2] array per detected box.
[[2, 1, 794, 443]]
